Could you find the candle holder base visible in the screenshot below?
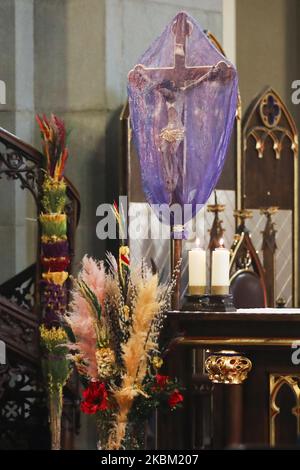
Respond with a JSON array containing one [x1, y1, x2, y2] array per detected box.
[[182, 293, 236, 312]]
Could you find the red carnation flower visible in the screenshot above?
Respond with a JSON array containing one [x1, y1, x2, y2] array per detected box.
[[155, 374, 169, 388], [168, 389, 184, 409], [80, 381, 108, 415]]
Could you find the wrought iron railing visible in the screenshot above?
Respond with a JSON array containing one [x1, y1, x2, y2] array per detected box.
[[0, 126, 81, 449]]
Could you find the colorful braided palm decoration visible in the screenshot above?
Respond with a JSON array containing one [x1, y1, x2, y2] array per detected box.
[[36, 114, 72, 449], [37, 114, 71, 327]]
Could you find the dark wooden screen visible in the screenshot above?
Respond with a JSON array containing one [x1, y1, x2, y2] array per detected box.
[[242, 88, 298, 306]]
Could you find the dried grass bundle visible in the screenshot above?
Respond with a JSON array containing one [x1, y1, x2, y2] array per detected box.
[[66, 256, 106, 379], [79, 255, 106, 306], [67, 290, 98, 379], [107, 273, 162, 449], [67, 249, 181, 450]]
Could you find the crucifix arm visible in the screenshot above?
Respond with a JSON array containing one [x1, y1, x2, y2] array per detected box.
[[182, 61, 236, 90], [128, 61, 235, 92]]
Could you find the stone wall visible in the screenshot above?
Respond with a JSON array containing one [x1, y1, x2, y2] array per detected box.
[[236, 0, 300, 124], [0, 0, 223, 448], [0, 0, 36, 283], [0, 0, 223, 286]]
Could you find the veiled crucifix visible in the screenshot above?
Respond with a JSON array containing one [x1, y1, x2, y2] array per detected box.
[[128, 12, 235, 203], [128, 12, 238, 310]]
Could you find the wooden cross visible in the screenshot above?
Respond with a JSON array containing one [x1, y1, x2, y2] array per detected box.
[[128, 12, 233, 90]]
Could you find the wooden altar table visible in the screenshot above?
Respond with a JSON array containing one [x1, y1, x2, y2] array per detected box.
[[158, 309, 300, 449]]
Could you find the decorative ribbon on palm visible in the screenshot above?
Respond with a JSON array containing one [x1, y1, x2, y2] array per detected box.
[[127, 12, 238, 308], [37, 114, 72, 450], [111, 200, 130, 293]]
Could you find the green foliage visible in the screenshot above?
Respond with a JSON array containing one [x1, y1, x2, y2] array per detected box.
[[40, 325, 71, 394], [42, 355, 71, 395], [129, 375, 184, 424], [42, 175, 67, 213], [78, 279, 102, 322], [40, 214, 67, 238]]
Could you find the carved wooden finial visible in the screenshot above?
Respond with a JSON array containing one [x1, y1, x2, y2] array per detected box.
[[260, 206, 279, 217], [208, 191, 226, 251], [261, 206, 278, 307], [234, 209, 253, 220], [234, 209, 253, 234], [261, 207, 278, 254], [207, 190, 226, 214]]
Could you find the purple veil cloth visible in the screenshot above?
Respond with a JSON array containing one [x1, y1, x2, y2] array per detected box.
[[127, 12, 238, 235]]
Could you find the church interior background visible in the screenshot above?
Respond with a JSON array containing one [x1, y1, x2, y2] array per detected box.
[[1, 0, 300, 451]]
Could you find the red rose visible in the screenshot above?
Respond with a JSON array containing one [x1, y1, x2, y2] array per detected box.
[[168, 389, 184, 408], [80, 400, 98, 415], [155, 374, 169, 389], [80, 381, 108, 415]]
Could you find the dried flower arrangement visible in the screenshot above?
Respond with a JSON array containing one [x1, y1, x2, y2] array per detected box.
[[67, 203, 183, 450], [36, 116, 183, 451]]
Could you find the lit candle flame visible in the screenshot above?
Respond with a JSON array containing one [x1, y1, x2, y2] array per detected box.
[[219, 238, 224, 248], [196, 237, 201, 248]]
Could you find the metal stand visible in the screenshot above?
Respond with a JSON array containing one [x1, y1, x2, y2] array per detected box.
[[182, 293, 236, 312]]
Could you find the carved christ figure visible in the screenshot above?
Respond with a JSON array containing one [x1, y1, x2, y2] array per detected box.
[[128, 12, 235, 203], [158, 88, 184, 197]]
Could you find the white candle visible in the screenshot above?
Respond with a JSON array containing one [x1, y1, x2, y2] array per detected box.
[[188, 240, 206, 295], [211, 243, 230, 295]]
